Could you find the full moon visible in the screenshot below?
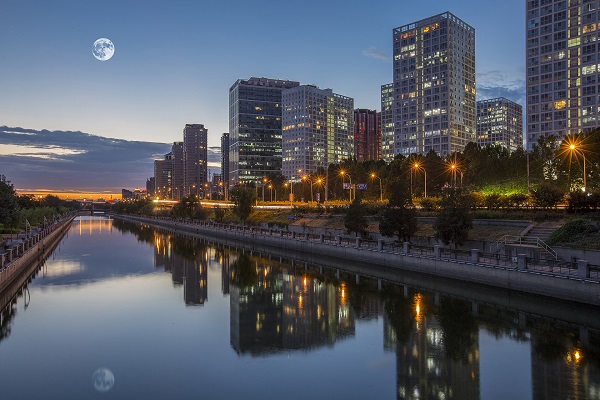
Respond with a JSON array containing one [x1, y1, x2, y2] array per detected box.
[[92, 38, 115, 61], [92, 368, 115, 392]]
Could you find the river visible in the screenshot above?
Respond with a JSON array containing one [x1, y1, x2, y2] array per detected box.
[[0, 216, 598, 400]]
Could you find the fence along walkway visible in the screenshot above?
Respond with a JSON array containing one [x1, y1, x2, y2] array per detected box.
[[120, 215, 600, 283]]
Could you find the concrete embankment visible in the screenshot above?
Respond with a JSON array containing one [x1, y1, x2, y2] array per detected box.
[[0, 215, 75, 300], [113, 214, 600, 307]]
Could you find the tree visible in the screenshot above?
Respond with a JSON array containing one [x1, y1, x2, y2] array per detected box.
[[213, 206, 226, 222], [433, 188, 473, 248], [171, 195, 203, 219], [379, 179, 417, 241], [531, 181, 564, 209], [0, 176, 19, 232], [230, 185, 256, 225], [344, 197, 369, 237]]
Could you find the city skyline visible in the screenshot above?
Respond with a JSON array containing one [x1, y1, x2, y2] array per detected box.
[[1, 0, 525, 151]]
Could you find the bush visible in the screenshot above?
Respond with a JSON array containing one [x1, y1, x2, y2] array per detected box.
[[419, 197, 440, 211], [547, 219, 599, 247], [532, 181, 564, 209]]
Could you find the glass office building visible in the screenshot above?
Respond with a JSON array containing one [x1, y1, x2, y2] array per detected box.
[[526, 0, 600, 149], [228, 77, 300, 185], [393, 12, 476, 156]]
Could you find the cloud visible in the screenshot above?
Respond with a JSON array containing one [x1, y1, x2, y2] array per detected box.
[[477, 69, 526, 106], [0, 126, 222, 193], [362, 46, 391, 62]]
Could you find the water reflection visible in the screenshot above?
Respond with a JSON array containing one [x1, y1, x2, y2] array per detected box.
[[229, 253, 355, 355], [1, 217, 600, 399]]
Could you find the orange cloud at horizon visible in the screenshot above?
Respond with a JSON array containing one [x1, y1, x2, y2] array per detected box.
[[16, 190, 122, 200]]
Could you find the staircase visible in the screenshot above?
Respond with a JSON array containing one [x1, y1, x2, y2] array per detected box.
[[525, 222, 562, 241], [491, 221, 564, 261]]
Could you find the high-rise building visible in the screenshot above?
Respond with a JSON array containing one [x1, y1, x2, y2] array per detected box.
[[381, 83, 395, 162], [353, 109, 381, 161], [183, 124, 208, 198], [154, 152, 173, 199], [146, 177, 155, 198], [171, 141, 184, 200], [282, 85, 354, 180], [229, 77, 300, 185], [221, 133, 230, 197], [393, 12, 476, 156], [476, 97, 524, 152], [526, 0, 599, 149]]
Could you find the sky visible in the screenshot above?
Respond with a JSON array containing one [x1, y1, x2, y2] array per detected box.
[[0, 0, 526, 193]]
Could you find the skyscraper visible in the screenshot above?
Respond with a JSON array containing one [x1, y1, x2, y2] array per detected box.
[[476, 97, 524, 152], [526, 0, 599, 149], [221, 132, 230, 197], [229, 77, 300, 185], [183, 124, 208, 198], [171, 141, 184, 200], [381, 83, 395, 162], [353, 109, 381, 162], [154, 152, 173, 199], [393, 12, 476, 156], [282, 85, 354, 180]]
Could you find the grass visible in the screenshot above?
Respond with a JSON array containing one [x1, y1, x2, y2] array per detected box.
[[546, 219, 600, 250]]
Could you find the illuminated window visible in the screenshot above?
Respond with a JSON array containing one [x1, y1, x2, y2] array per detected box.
[[554, 100, 566, 109]]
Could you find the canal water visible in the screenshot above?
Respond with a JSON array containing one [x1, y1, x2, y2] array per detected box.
[[0, 216, 599, 400]]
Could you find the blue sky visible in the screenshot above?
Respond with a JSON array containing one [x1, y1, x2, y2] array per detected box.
[[0, 0, 525, 149]]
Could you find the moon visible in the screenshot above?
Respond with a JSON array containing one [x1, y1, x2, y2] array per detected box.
[[92, 38, 115, 61], [92, 368, 115, 392]]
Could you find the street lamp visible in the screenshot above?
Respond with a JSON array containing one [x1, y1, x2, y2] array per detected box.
[[340, 170, 353, 202], [412, 163, 427, 198], [302, 175, 314, 203], [568, 142, 587, 192], [450, 163, 456, 187], [262, 177, 272, 202], [370, 173, 383, 202]]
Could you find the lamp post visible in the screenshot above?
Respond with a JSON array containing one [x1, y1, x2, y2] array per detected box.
[[261, 177, 273, 202], [370, 173, 383, 202], [302, 176, 314, 203], [340, 170, 353, 202], [449, 163, 457, 188], [412, 163, 427, 198], [569, 143, 587, 192]]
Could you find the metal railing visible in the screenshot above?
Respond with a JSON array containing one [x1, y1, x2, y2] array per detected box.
[[491, 235, 558, 260]]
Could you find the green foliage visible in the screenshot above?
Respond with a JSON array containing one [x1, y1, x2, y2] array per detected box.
[[433, 189, 473, 247], [344, 197, 369, 237], [112, 198, 154, 215], [379, 179, 417, 241], [0, 176, 19, 229], [531, 181, 564, 209], [418, 197, 440, 211], [568, 190, 600, 213], [170, 196, 208, 220], [547, 219, 600, 249], [230, 185, 256, 225], [213, 206, 226, 223]]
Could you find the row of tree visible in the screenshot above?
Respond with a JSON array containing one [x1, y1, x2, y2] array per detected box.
[[0, 176, 80, 233], [344, 179, 472, 248], [249, 129, 600, 202]]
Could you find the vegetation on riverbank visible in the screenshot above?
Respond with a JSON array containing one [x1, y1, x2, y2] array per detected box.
[[0, 175, 80, 234]]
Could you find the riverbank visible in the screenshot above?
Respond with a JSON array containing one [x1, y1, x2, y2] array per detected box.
[[0, 213, 76, 301], [112, 214, 600, 307]]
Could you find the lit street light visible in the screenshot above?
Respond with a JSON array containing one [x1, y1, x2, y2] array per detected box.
[[568, 142, 587, 192], [412, 163, 427, 198], [370, 173, 383, 202], [340, 170, 353, 202]]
